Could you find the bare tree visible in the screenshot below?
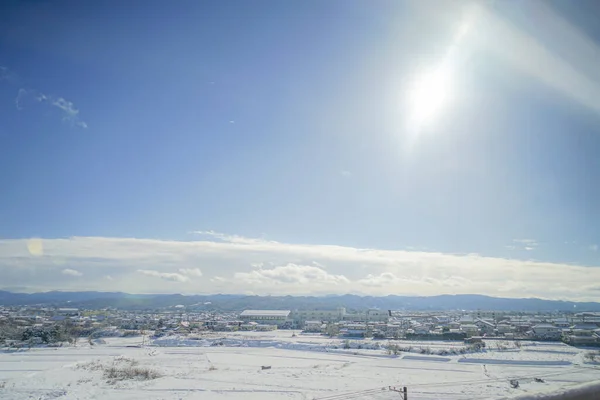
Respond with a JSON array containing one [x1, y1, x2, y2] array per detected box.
[[325, 323, 339, 337], [140, 328, 147, 347]]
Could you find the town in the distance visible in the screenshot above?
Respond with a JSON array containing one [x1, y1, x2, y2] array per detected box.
[[2, 299, 600, 348]]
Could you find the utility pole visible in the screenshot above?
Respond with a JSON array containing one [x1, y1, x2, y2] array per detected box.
[[389, 386, 407, 399]]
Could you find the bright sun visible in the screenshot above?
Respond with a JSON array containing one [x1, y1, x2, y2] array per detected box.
[[407, 66, 452, 127]]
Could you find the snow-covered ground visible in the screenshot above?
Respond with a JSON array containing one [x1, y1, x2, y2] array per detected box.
[[1, 332, 599, 399]]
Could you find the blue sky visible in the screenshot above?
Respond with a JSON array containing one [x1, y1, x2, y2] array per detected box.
[[2, 0, 600, 298]]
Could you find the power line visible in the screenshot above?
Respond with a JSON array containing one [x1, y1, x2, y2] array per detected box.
[[314, 365, 596, 400], [314, 387, 389, 400]]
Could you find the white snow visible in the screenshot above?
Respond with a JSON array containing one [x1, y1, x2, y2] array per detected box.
[[0, 332, 599, 399], [495, 379, 600, 399]]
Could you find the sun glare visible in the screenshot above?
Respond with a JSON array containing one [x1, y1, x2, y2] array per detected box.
[[407, 66, 452, 127]]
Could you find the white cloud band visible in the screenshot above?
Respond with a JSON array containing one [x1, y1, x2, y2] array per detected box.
[[0, 233, 598, 300]]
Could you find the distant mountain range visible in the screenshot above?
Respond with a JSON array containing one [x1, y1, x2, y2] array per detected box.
[[1, 291, 599, 312]]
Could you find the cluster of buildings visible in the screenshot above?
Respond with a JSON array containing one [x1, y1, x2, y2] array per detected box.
[[2, 305, 600, 346], [238, 308, 388, 327], [234, 309, 600, 344], [0, 306, 239, 340]]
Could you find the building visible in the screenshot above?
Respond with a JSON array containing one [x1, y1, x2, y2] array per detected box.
[[475, 319, 496, 335], [385, 323, 402, 337], [239, 322, 258, 331], [569, 324, 598, 336], [303, 320, 324, 333], [563, 323, 599, 346], [460, 324, 480, 337], [473, 311, 504, 321], [292, 308, 346, 324], [239, 310, 291, 327], [574, 312, 600, 325], [340, 323, 367, 337], [496, 323, 515, 335], [552, 318, 571, 328], [366, 309, 389, 322], [56, 308, 79, 316], [342, 309, 389, 323], [465, 336, 483, 345], [531, 324, 561, 340], [564, 335, 598, 346], [255, 324, 277, 331]]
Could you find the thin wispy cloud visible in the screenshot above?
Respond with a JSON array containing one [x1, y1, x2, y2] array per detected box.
[[2, 66, 86, 128], [14, 88, 23, 109], [61, 268, 82, 277], [0, 66, 17, 83], [512, 239, 538, 251], [340, 170, 352, 178], [513, 239, 538, 245], [16, 89, 87, 128], [589, 244, 598, 252], [49, 97, 88, 128], [137, 269, 190, 282], [178, 268, 203, 277]]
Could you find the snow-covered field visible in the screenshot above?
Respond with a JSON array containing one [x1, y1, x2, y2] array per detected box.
[[1, 331, 599, 399]]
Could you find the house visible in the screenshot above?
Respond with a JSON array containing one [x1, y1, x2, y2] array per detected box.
[[303, 320, 323, 333], [496, 323, 515, 335], [570, 324, 598, 335], [514, 323, 533, 334], [531, 324, 561, 340], [460, 324, 480, 337], [552, 318, 571, 328], [366, 309, 389, 322], [563, 324, 599, 345], [431, 327, 444, 335], [212, 321, 236, 331], [448, 321, 461, 330], [255, 324, 277, 331], [564, 335, 598, 346], [475, 319, 495, 335], [341, 309, 389, 323], [465, 336, 483, 345], [239, 322, 258, 331], [574, 312, 600, 325], [385, 324, 402, 337], [341, 323, 367, 337], [412, 326, 430, 335]]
